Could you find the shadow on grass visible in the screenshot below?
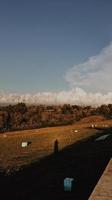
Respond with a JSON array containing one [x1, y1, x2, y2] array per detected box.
[[0, 128, 112, 200]]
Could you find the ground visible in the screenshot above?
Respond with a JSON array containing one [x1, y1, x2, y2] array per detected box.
[[0, 119, 112, 200], [0, 115, 112, 172]]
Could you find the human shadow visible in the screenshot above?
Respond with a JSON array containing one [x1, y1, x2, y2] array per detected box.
[[54, 139, 59, 154]]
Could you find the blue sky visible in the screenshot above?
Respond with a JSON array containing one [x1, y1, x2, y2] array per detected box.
[[0, 0, 112, 93]]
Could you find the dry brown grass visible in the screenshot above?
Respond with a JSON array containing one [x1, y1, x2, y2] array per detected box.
[[79, 115, 106, 123], [0, 116, 112, 172]]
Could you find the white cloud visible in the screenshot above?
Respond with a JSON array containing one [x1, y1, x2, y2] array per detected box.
[[65, 42, 112, 92], [1, 88, 112, 107]]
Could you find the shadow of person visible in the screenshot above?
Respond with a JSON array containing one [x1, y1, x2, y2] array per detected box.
[[54, 139, 59, 154]]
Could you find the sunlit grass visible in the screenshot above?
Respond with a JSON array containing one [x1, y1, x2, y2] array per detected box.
[[0, 117, 112, 172]]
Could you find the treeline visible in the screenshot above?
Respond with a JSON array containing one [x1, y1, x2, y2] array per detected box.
[[0, 103, 112, 133]]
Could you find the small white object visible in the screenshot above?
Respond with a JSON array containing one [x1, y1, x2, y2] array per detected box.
[[91, 124, 94, 128], [3, 134, 7, 138], [21, 142, 28, 147], [104, 124, 108, 127], [64, 177, 74, 192], [74, 130, 78, 133]]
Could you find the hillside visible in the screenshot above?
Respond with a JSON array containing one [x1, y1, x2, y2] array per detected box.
[[0, 103, 112, 133], [79, 115, 106, 123], [0, 116, 112, 173]]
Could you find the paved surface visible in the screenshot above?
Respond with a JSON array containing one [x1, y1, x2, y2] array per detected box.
[[95, 134, 110, 141], [89, 159, 112, 200]]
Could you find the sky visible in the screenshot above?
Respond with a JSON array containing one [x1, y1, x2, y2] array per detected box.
[[1, 0, 112, 105]]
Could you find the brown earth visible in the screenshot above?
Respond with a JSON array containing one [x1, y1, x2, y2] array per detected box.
[[0, 123, 112, 200], [0, 115, 112, 172]]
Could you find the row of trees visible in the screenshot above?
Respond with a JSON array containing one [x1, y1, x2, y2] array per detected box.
[[0, 103, 112, 133]]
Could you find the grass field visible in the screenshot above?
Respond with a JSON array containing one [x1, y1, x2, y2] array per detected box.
[[0, 116, 112, 172]]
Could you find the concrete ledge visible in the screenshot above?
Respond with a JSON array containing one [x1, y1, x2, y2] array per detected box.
[[89, 159, 112, 200]]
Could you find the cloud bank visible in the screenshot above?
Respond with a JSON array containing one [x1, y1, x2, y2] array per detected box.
[[1, 88, 112, 106], [1, 43, 112, 107], [65, 42, 112, 92]]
